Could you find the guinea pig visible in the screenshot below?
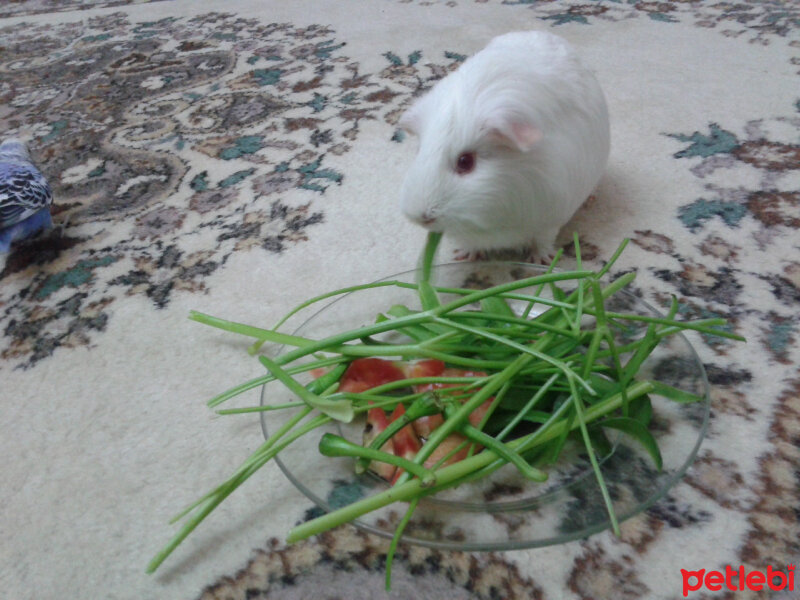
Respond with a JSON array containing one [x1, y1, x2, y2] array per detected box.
[[398, 31, 610, 260]]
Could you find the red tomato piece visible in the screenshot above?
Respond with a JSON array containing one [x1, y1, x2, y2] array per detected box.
[[413, 367, 487, 394], [410, 367, 493, 440], [356, 361, 495, 481], [468, 398, 495, 428], [411, 414, 445, 439], [387, 403, 423, 486], [339, 358, 405, 393], [387, 404, 422, 460], [405, 359, 446, 379], [309, 367, 330, 380], [363, 406, 396, 481], [422, 432, 473, 470], [444, 368, 486, 379]]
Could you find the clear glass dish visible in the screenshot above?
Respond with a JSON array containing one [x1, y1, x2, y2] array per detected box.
[[260, 262, 710, 550]]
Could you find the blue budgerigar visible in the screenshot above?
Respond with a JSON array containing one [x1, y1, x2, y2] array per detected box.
[[0, 138, 54, 253]]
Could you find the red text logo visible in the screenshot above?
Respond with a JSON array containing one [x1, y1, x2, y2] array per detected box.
[[681, 565, 795, 597]]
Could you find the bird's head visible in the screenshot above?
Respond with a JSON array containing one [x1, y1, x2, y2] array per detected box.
[[0, 139, 31, 162]]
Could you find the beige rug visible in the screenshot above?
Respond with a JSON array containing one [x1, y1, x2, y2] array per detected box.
[[2, 1, 799, 598]]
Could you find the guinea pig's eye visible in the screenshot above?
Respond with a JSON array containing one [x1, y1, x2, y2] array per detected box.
[[455, 151, 476, 175]]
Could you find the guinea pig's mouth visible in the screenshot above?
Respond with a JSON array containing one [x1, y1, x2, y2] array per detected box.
[[404, 209, 442, 230], [404, 209, 490, 238], [419, 214, 438, 227]]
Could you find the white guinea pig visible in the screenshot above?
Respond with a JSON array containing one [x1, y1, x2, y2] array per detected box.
[[399, 31, 610, 259]]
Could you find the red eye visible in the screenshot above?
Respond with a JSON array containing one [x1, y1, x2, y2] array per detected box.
[[455, 151, 476, 175]]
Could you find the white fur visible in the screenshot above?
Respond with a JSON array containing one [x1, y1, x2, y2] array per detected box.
[[399, 31, 610, 256]]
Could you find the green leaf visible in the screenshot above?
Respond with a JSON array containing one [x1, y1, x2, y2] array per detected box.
[[509, 410, 552, 425], [480, 296, 515, 319], [375, 311, 428, 343], [258, 355, 354, 422], [544, 403, 575, 464], [386, 304, 450, 338], [594, 417, 662, 470], [648, 381, 705, 404], [587, 374, 622, 397], [628, 394, 653, 426], [587, 427, 613, 458]]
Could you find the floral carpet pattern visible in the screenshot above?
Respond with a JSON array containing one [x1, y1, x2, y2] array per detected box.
[[1, 1, 798, 599], [0, 0, 168, 19], [0, 11, 467, 368]]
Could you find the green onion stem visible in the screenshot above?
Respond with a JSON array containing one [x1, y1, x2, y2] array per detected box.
[[592, 311, 745, 341], [340, 376, 483, 396], [453, 417, 548, 482], [259, 271, 596, 371], [471, 378, 513, 442], [287, 380, 654, 543], [566, 374, 621, 536], [433, 316, 595, 395], [356, 394, 441, 473], [495, 373, 560, 441], [573, 233, 585, 336], [150, 235, 744, 579], [207, 357, 348, 408], [149, 409, 328, 573], [258, 354, 354, 422], [385, 497, 419, 591], [250, 239, 629, 357], [217, 402, 305, 415], [523, 248, 564, 319], [445, 310, 581, 337], [418, 231, 443, 310], [319, 433, 435, 486], [408, 352, 534, 475]]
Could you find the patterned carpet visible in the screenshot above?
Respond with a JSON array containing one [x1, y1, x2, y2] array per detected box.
[[2, 1, 798, 599]]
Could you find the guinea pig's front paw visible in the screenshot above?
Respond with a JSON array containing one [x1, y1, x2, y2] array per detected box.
[[523, 236, 559, 265], [453, 248, 488, 262], [525, 249, 557, 266]]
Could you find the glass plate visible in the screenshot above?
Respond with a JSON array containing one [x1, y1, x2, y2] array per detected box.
[[260, 262, 710, 550]]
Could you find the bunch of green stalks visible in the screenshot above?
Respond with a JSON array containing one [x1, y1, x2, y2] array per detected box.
[[147, 233, 743, 589]]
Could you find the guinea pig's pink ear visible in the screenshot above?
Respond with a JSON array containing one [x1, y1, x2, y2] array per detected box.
[[484, 117, 541, 152]]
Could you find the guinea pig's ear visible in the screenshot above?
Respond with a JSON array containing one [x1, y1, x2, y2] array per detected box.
[[398, 98, 425, 136], [483, 114, 541, 152]]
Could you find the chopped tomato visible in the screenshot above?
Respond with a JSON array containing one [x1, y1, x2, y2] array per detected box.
[[443, 368, 487, 380], [356, 361, 494, 483], [422, 432, 473, 469], [387, 404, 421, 460], [468, 398, 494, 428], [412, 400, 493, 438], [309, 367, 330, 380], [363, 406, 396, 481], [410, 367, 493, 437], [339, 358, 405, 393], [387, 404, 423, 486], [413, 367, 486, 394], [411, 413, 445, 439], [404, 359, 446, 379]]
